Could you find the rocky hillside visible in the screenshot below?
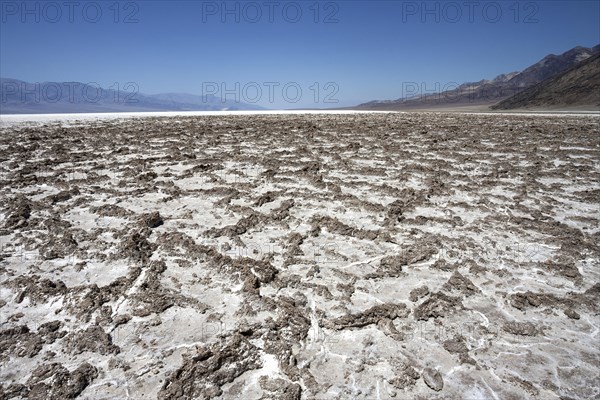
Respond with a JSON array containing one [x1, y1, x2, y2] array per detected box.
[[356, 45, 599, 110], [491, 53, 600, 110]]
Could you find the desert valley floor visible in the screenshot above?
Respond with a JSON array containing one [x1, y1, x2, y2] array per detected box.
[[0, 112, 599, 399]]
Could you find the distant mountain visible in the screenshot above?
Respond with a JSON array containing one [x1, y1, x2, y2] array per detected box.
[[150, 92, 238, 108], [0, 79, 265, 114], [505, 46, 599, 88], [355, 45, 600, 110], [491, 53, 600, 110]]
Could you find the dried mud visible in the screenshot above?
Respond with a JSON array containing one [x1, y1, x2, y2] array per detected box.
[[0, 112, 599, 399]]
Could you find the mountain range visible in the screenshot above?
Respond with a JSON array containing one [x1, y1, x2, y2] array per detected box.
[[355, 44, 600, 111], [2, 44, 599, 114], [0, 79, 264, 114], [492, 53, 600, 110]]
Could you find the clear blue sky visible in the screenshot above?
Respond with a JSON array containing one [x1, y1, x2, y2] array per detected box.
[[1, 0, 599, 108]]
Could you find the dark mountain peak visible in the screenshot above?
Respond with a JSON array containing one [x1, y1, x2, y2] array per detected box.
[[355, 44, 597, 111], [492, 52, 600, 110], [562, 45, 596, 60], [506, 45, 597, 87], [491, 72, 520, 83]]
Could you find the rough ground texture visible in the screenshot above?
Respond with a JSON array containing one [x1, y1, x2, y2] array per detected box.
[[0, 112, 599, 399]]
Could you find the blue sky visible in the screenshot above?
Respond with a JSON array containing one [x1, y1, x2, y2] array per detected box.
[[1, 0, 599, 108]]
